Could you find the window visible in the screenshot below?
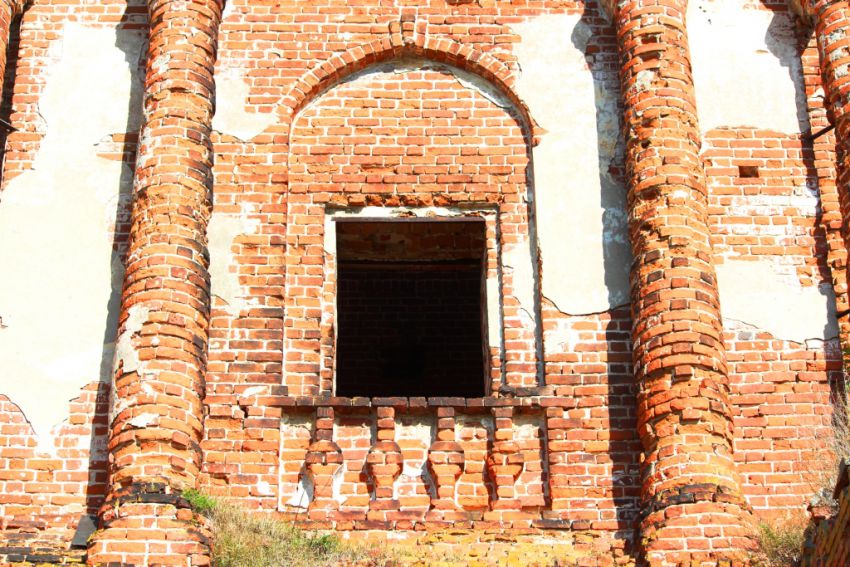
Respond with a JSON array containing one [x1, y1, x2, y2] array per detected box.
[[334, 219, 487, 397]]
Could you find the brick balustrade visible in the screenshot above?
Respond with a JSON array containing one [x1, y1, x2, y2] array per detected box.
[[86, 0, 223, 563], [274, 397, 563, 529], [601, 0, 752, 562]]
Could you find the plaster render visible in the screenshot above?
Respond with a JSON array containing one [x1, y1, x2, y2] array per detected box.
[[511, 14, 630, 314], [281, 415, 313, 509], [716, 259, 838, 341], [688, 0, 807, 133], [0, 24, 144, 447], [212, 67, 276, 140], [208, 209, 260, 315]]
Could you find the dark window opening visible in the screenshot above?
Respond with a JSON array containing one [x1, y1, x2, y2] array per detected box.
[[335, 219, 487, 398]]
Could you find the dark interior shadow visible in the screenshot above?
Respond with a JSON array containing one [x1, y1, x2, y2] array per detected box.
[[577, 4, 641, 558], [77, 0, 147, 545]]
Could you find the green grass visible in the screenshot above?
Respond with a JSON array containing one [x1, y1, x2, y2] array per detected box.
[[752, 512, 808, 567], [181, 491, 374, 567]]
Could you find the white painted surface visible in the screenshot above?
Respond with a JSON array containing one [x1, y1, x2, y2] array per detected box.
[[689, 0, 806, 133], [212, 67, 276, 140], [510, 14, 631, 314], [208, 210, 260, 315], [717, 259, 838, 342], [0, 25, 144, 449]]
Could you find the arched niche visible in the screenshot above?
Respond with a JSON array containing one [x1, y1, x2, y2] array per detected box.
[[282, 57, 541, 398]]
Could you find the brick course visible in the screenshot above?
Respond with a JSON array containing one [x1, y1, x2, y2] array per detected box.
[[0, 0, 847, 565]]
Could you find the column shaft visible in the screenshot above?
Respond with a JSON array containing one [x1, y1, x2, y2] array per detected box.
[[812, 0, 850, 340], [0, 0, 21, 167], [611, 0, 751, 562], [88, 0, 222, 563]]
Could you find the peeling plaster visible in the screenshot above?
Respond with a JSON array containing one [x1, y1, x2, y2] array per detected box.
[[208, 210, 260, 315], [109, 304, 150, 427], [396, 417, 434, 479], [0, 24, 144, 450], [127, 412, 159, 429], [688, 0, 807, 133], [514, 415, 541, 441], [255, 480, 274, 496], [287, 471, 313, 509], [716, 259, 838, 342], [510, 14, 631, 314], [280, 415, 313, 509], [212, 67, 276, 140]]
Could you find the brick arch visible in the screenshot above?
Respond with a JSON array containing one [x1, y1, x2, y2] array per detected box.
[[282, 57, 543, 397], [279, 33, 540, 143]]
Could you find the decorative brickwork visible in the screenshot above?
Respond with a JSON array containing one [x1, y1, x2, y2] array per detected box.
[[0, 0, 848, 565]]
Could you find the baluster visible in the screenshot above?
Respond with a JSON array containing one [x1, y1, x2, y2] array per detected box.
[[305, 407, 343, 522], [544, 406, 569, 519], [486, 407, 523, 518], [366, 406, 403, 523], [427, 407, 465, 522]]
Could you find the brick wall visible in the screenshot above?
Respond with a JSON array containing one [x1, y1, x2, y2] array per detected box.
[[0, 0, 847, 564], [801, 460, 850, 566]]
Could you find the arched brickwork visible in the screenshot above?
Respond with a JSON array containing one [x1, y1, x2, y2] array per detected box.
[[278, 27, 539, 144], [283, 57, 540, 397]]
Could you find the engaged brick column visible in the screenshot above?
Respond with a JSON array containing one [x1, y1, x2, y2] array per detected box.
[[87, 0, 222, 563], [0, 0, 23, 161], [800, 1, 850, 342], [602, 0, 751, 562]]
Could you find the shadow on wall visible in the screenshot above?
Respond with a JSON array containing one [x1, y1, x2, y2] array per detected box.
[[78, 4, 147, 536], [765, 7, 812, 136], [579, 4, 641, 545], [575, 9, 631, 311], [770, 6, 848, 405]]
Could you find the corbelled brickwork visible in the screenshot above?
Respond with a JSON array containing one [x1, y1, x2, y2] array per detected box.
[[0, 0, 848, 565]]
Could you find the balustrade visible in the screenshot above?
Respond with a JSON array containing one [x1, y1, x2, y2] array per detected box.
[[275, 398, 555, 527]]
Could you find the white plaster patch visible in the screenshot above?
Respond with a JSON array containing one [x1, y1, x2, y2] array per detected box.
[[331, 458, 346, 505], [287, 471, 313, 509], [503, 240, 536, 317], [716, 259, 838, 342], [0, 24, 144, 450], [127, 412, 159, 429], [543, 312, 580, 357], [239, 385, 265, 398], [255, 480, 274, 496], [396, 417, 433, 478], [688, 0, 806, 133], [279, 415, 313, 509], [510, 14, 630, 314], [212, 67, 276, 140], [514, 415, 540, 441], [113, 304, 150, 375], [486, 276, 501, 346], [207, 210, 260, 315]]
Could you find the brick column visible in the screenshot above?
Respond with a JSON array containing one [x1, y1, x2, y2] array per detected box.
[[800, 1, 850, 343], [601, 0, 751, 562], [87, 0, 222, 563], [0, 0, 23, 160]]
